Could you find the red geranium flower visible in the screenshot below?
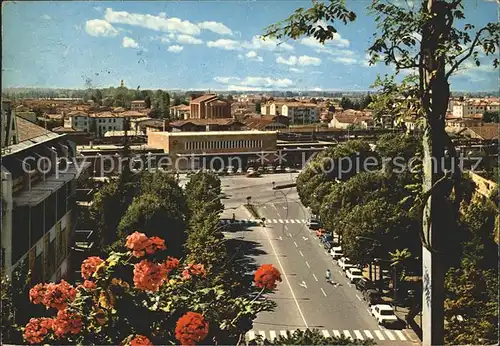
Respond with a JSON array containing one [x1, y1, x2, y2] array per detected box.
[[23, 317, 53, 344], [81, 256, 104, 280], [29, 283, 47, 305], [82, 280, 97, 290], [42, 280, 77, 310], [133, 259, 169, 292], [130, 334, 153, 345], [126, 232, 166, 257], [164, 256, 180, 272], [254, 264, 282, 289], [52, 309, 82, 338], [182, 263, 207, 280], [175, 312, 209, 346]]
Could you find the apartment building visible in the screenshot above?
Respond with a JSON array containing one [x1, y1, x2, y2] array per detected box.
[[1, 100, 89, 282], [67, 111, 90, 132], [282, 102, 318, 124], [130, 100, 146, 111], [91, 112, 125, 137], [452, 99, 500, 118], [189, 94, 231, 119]]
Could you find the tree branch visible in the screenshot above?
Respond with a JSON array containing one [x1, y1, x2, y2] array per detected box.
[[445, 27, 487, 79]]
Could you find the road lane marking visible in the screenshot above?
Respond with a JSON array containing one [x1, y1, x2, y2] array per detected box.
[[347, 282, 353, 287], [322, 330, 330, 338], [272, 219, 277, 223], [353, 330, 364, 340], [318, 243, 322, 248], [295, 219, 301, 223], [284, 219, 289, 223], [312, 273, 318, 281], [366, 308, 372, 315], [374, 330, 385, 340], [364, 330, 374, 339], [247, 331, 255, 340], [280, 330, 287, 337], [332, 330, 341, 338], [343, 330, 352, 339], [279, 219, 284, 223], [384, 330, 396, 340], [299, 281, 307, 288], [294, 241, 298, 247], [302, 236, 308, 241], [289, 219, 295, 223], [305, 261, 310, 268], [395, 330, 407, 341], [269, 331, 277, 341], [320, 288, 327, 297], [299, 250, 304, 257], [262, 226, 309, 328], [356, 294, 362, 301]]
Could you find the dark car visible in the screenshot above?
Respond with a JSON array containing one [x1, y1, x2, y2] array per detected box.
[[307, 220, 321, 230], [355, 277, 376, 292], [363, 289, 384, 306]]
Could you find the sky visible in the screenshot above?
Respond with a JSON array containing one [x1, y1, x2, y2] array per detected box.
[[2, 1, 499, 92]]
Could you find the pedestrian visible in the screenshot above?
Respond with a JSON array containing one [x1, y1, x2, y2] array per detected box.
[[325, 269, 332, 283]]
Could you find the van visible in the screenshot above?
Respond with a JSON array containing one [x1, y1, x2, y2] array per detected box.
[[330, 246, 343, 259]]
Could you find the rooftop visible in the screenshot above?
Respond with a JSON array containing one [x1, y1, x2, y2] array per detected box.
[[191, 94, 218, 103], [152, 130, 277, 137], [16, 116, 52, 142]]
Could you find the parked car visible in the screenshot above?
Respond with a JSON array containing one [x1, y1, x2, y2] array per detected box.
[[346, 267, 364, 283], [257, 166, 264, 173], [338, 257, 354, 272], [275, 165, 283, 172], [363, 289, 384, 306], [371, 304, 399, 326], [266, 165, 275, 173], [285, 167, 292, 173], [236, 168, 243, 174], [226, 166, 235, 174], [355, 277, 376, 292], [246, 171, 261, 178], [246, 167, 255, 173], [315, 229, 327, 237], [330, 246, 343, 259], [307, 220, 321, 230]]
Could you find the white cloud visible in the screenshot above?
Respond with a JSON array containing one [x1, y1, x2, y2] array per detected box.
[[122, 36, 139, 48], [85, 19, 119, 37], [168, 45, 184, 53], [215, 76, 294, 89], [300, 33, 349, 49], [207, 39, 242, 50], [151, 35, 171, 43], [207, 35, 294, 52], [245, 51, 263, 62], [289, 68, 304, 73], [276, 55, 321, 66], [105, 8, 201, 35], [176, 34, 203, 45], [93, 6, 103, 12], [197, 21, 233, 35], [330, 57, 357, 65], [42, 14, 51, 20]]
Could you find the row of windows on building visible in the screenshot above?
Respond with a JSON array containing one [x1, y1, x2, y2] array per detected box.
[[184, 139, 264, 151]]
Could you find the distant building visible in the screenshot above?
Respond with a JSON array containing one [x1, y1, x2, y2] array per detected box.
[[452, 99, 500, 118], [189, 94, 230, 119], [329, 110, 373, 129], [261, 101, 319, 124], [170, 105, 191, 119], [169, 119, 246, 132], [242, 115, 289, 131], [130, 100, 146, 111], [1, 108, 90, 281], [90, 112, 125, 137], [67, 112, 91, 132]]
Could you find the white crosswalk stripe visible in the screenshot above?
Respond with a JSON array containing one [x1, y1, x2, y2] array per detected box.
[[384, 330, 396, 340], [295, 219, 301, 223], [245, 329, 405, 342], [395, 330, 407, 341], [272, 219, 277, 223], [353, 330, 364, 340], [374, 330, 385, 340], [289, 219, 295, 223], [279, 219, 284, 223]]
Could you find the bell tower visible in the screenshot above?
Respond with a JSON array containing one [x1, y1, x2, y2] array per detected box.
[[120, 79, 124, 87]]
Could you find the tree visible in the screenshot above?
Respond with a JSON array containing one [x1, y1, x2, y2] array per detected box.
[[340, 96, 354, 110], [264, 1, 499, 343], [144, 96, 152, 109], [482, 110, 499, 123]]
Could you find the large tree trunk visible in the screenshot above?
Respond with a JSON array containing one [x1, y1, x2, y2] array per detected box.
[[420, 1, 456, 345]]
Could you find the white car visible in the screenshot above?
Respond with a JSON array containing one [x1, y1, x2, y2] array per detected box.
[[346, 267, 364, 283], [371, 304, 399, 326], [236, 168, 243, 174], [338, 257, 354, 271], [246, 167, 255, 173], [330, 246, 343, 259], [285, 167, 292, 173], [226, 166, 235, 174]]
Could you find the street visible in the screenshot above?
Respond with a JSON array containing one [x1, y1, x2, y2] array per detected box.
[[219, 174, 420, 345]]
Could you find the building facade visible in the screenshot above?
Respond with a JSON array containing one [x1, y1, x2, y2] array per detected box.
[[282, 103, 318, 124], [1, 109, 88, 282], [130, 100, 146, 111], [189, 94, 231, 120]]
